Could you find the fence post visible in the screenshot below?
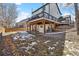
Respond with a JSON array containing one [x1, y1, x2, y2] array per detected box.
[[0, 32, 3, 43]]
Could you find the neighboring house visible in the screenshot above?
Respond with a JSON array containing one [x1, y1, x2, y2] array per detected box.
[[61, 15, 71, 25], [16, 19, 28, 28]]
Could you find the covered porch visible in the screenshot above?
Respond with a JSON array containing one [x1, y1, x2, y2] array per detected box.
[[26, 18, 60, 34]]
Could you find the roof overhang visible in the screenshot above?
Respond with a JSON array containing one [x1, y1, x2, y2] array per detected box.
[[28, 17, 60, 25]]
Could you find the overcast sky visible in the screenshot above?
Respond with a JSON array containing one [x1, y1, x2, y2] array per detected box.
[[15, 3, 75, 22]]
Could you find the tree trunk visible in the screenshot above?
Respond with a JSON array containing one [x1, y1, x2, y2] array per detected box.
[[74, 3, 79, 35]]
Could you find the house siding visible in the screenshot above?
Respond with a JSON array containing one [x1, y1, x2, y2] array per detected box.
[[32, 3, 61, 18], [50, 3, 61, 18], [32, 8, 43, 16]]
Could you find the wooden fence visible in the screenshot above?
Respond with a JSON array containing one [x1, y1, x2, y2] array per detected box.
[[0, 33, 2, 42], [0, 27, 5, 33], [5, 28, 27, 32]]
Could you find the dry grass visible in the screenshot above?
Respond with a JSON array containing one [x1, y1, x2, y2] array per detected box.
[[63, 28, 79, 56]]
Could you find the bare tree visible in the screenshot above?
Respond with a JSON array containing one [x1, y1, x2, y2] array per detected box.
[[0, 3, 17, 28], [60, 3, 79, 35], [74, 3, 79, 35]]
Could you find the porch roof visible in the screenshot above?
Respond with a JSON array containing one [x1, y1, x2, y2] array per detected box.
[[27, 17, 61, 25]]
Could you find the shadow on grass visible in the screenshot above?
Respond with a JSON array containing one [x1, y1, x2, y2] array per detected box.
[[43, 32, 65, 56]]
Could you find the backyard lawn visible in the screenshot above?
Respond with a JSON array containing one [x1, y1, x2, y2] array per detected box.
[[1, 31, 65, 56]]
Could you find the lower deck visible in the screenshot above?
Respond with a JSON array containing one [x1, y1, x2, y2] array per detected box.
[[26, 18, 70, 33]]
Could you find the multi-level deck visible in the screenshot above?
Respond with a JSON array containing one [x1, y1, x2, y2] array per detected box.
[[16, 3, 72, 34]]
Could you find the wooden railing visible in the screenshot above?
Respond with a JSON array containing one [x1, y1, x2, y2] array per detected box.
[[28, 12, 58, 21]]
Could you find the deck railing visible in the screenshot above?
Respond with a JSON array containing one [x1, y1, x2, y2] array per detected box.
[[28, 12, 58, 21]]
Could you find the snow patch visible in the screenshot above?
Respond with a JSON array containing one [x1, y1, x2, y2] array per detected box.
[[30, 42, 37, 46], [44, 40, 50, 44], [48, 46, 55, 50]]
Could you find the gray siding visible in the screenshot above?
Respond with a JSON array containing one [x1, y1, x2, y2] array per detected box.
[[50, 3, 61, 18], [32, 3, 61, 18], [44, 4, 50, 13], [32, 8, 43, 15]]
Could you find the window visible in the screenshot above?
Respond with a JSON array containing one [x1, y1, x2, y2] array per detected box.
[[40, 25, 43, 28]]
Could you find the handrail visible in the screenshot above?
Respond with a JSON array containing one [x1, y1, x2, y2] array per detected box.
[[28, 12, 58, 21], [43, 12, 57, 20]]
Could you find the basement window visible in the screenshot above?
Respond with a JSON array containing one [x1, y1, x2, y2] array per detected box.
[[40, 25, 43, 28]]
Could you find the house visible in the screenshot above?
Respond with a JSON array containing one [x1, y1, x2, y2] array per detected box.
[[16, 3, 71, 33]]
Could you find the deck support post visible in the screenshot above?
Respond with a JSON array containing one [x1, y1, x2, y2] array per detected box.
[[35, 24, 37, 33], [50, 23, 52, 32], [49, 22, 52, 32], [27, 24, 28, 32], [32, 25, 33, 31], [29, 24, 31, 33], [43, 20, 46, 34], [54, 23, 56, 30]]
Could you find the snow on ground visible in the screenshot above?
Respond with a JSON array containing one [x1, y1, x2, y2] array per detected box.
[[12, 32, 65, 56], [12, 31, 35, 41], [2, 31, 66, 56]]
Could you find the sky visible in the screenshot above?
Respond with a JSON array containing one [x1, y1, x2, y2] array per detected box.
[[16, 3, 43, 22], [58, 3, 75, 21], [15, 3, 75, 22]]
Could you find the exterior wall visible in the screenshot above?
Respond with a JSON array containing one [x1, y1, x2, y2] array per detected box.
[[34, 24, 55, 33], [37, 25, 44, 33], [32, 3, 61, 18], [44, 4, 50, 14], [32, 8, 43, 16], [50, 3, 61, 18]]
